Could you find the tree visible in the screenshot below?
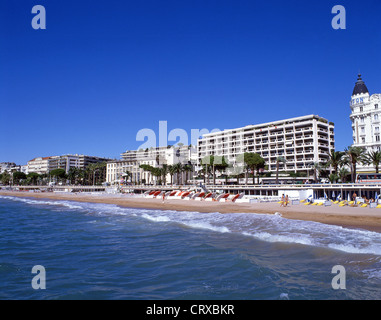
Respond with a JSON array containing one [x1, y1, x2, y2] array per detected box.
[[183, 163, 193, 185], [13, 171, 27, 185], [161, 164, 168, 185], [50, 169, 67, 184], [364, 150, 381, 173], [344, 146, 366, 182], [243, 153, 265, 185], [275, 156, 286, 184], [68, 167, 82, 185], [328, 173, 339, 184], [338, 167, 350, 183], [309, 162, 321, 183], [172, 163, 182, 185], [168, 165, 176, 185], [1, 171, 11, 185], [151, 167, 162, 185], [328, 150, 345, 175], [27, 172, 40, 185]]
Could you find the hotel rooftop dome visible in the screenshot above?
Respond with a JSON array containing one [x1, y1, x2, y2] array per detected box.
[[352, 73, 369, 96]]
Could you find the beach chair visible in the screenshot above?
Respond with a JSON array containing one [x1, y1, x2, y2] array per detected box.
[[361, 203, 368, 208], [300, 199, 306, 203], [303, 202, 310, 205], [317, 202, 324, 206], [339, 202, 347, 207], [332, 201, 339, 204], [377, 205, 381, 209], [311, 202, 318, 206]]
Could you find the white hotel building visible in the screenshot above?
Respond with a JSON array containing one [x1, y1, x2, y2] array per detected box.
[[197, 115, 335, 178], [106, 145, 197, 185], [350, 74, 381, 153]]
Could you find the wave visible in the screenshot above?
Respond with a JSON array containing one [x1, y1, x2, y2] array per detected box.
[[2, 195, 381, 255], [0, 195, 84, 210]]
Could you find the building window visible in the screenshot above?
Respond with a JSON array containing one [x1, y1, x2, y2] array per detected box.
[[375, 114, 379, 121], [362, 137, 365, 143], [376, 135, 380, 142], [361, 127, 365, 133], [376, 127, 380, 133], [360, 107, 363, 112], [376, 104, 379, 110], [361, 117, 365, 123]]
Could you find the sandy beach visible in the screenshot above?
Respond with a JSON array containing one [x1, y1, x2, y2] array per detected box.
[[2, 191, 381, 233]]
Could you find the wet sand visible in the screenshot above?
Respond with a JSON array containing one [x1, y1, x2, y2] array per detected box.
[[2, 191, 381, 233]]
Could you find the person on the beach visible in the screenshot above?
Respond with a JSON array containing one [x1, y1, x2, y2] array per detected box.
[[280, 194, 285, 207], [352, 192, 357, 203], [284, 195, 289, 207], [162, 192, 165, 203]]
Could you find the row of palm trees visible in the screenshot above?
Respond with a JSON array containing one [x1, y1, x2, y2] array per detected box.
[[138, 162, 194, 185], [1, 162, 108, 186], [326, 146, 381, 183], [274, 146, 380, 184]]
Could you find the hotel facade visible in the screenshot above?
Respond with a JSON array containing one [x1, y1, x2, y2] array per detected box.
[[350, 74, 381, 156], [197, 115, 335, 179]]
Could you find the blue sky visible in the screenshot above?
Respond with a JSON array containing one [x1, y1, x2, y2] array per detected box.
[[1, 0, 381, 164]]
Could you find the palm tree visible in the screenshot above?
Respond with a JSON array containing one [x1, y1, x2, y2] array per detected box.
[[364, 150, 381, 173], [183, 163, 193, 185], [338, 166, 350, 183], [168, 165, 176, 185], [309, 162, 321, 183], [344, 146, 366, 182], [161, 164, 168, 185], [275, 156, 286, 184], [172, 163, 182, 185], [328, 150, 344, 175]]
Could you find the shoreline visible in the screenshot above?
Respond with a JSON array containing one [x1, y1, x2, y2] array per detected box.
[[2, 191, 381, 233]]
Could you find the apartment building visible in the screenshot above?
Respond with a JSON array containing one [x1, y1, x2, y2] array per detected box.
[[27, 154, 110, 174], [197, 115, 335, 177], [27, 157, 52, 174], [48, 154, 110, 173], [0, 162, 17, 174]]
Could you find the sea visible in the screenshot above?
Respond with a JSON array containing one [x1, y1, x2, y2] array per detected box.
[[1, 195, 381, 300]]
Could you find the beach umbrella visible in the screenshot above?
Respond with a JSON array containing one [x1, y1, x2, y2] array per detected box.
[[337, 193, 341, 201], [347, 193, 351, 201], [324, 192, 328, 200], [332, 191, 335, 200]]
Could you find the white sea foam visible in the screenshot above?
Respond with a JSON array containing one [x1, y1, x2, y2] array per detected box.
[[181, 221, 231, 233], [141, 213, 171, 222]]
